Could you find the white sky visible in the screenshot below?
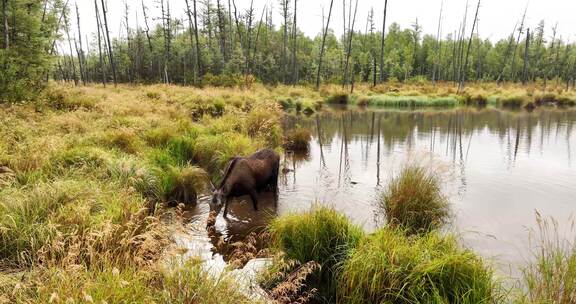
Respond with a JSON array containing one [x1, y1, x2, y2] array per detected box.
[[69, 0, 576, 51]]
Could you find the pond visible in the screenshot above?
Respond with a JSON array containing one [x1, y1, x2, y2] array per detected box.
[[179, 106, 576, 276]]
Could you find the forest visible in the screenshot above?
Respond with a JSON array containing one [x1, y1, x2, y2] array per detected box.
[[2, 0, 576, 303], [1, 0, 576, 102]]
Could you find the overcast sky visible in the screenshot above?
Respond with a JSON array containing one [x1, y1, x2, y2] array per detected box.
[[69, 0, 576, 52]]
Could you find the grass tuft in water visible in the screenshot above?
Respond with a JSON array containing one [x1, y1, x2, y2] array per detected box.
[[283, 128, 312, 153], [381, 165, 450, 234], [339, 228, 503, 304]]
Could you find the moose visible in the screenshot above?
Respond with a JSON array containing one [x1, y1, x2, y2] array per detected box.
[[210, 149, 280, 218]]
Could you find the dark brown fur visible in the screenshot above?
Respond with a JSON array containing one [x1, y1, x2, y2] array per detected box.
[[211, 149, 280, 217]]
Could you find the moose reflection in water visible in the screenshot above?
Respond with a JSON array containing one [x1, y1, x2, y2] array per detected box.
[[186, 107, 575, 272]]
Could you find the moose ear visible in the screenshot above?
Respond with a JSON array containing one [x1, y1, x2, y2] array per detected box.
[[209, 181, 216, 192]]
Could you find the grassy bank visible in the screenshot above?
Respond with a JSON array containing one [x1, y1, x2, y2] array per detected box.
[[322, 82, 576, 109], [0, 83, 285, 303]]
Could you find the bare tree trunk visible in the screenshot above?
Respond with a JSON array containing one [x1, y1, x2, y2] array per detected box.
[[456, 0, 469, 86], [432, 0, 443, 85], [457, 0, 480, 93], [75, 3, 86, 85], [342, 0, 358, 88], [316, 0, 334, 90], [522, 28, 530, 85], [378, 0, 388, 83], [251, 5, 267, 75], [193, 0, 202, 76], [215, 0, 227, 61], [94, 0, 107, 87], [510, 6, 528, 82], [184, 0, 198, 84], [63, 9, 78, 86], [291, 0, 298, 85], [281, 0, 289, 84], [2, 0, 8, 49], [101, 0, 117, 86]]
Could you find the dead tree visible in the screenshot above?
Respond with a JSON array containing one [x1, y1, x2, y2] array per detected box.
[[315, 0, 334, 90], [215, 0, 227, 61], [432, 0, 443, 85], [522, 28, 530, 85], [101, 0, 117, 86], [456, 0, 469, 86], [280, 0, 289, 84], [457, 0, 480, 93], [94, 0, 106, 86], [291, 0, 298, 85], [75, 3, 86, 85], [342, 0, 358, 88], [184, 0, 198, 83], [510, 5, 528, 82], [378, 0, 388, 83], [63, 7, 78, 85], [2, 0, 8, 49]]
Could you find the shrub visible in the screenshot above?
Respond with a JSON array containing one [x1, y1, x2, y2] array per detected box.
[[339, 228, 502, 304], [381, 165, 450, 234], [283, 128, 311, 153], [326, 94, 349, 104], [268, 207, 363, 300]]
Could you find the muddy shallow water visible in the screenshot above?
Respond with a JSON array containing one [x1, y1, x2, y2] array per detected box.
[[181, 106, 576, 276]]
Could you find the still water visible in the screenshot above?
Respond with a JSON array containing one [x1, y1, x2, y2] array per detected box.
[[182, 107, 576, 275]]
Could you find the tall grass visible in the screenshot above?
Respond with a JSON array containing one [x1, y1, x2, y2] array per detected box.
[[2, 259, 260, 303], [381, 165, 450, 234], [364, 95, 461, 107], [517, 213, 576, 304], [268, 207, 363, 300], [339, 228, 503, 304], [283, 128, 312, 153]]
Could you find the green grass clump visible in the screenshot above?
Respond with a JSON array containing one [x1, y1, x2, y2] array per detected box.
[[101, 128, 142, 154], [283, 128, 311, 153], [268, 207, 363, 299], [381, 165, 450, 234], [42, 87, 98, 111], [339, 228, 502, 304], [156, 165, 207, 205], [516, 214, 576, 304], [365, 95, 460, 107]]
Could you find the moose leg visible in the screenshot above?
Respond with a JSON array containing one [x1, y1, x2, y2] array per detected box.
[[249, 190, 259, 211], [223, 198, 230, 218]]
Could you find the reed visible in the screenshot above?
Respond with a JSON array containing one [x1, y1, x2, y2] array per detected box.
[[516, 213, 576, 304]]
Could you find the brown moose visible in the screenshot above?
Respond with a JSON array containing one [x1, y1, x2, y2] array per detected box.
[[210, 149, 280, 218]]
